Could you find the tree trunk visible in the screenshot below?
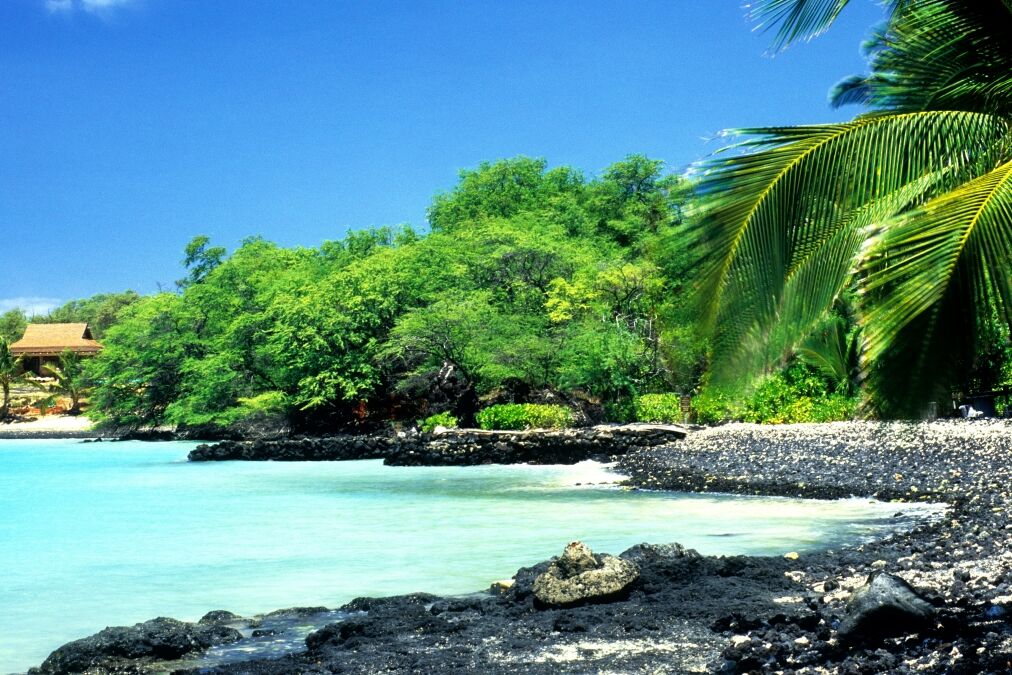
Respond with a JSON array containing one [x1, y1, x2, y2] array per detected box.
[[1, 380, 9, 419]]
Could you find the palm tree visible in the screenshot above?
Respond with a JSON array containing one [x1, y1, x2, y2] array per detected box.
[[43, 350, 88, 415], [0, 338, 29, 419], [697, 0, 1012, 416]]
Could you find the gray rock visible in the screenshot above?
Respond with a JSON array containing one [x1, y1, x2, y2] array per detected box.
[[838, 572, 935, 641], [533, 541, 639, 606]]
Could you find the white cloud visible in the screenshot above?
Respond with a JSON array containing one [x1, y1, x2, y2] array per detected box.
[[0, 297, 64, 317], [82, 0, 134, 10], [45, 0, 74, 12], [45, 0, 136, 15]]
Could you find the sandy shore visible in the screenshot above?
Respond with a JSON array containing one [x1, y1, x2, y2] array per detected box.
[[0, 415, 100, 439]]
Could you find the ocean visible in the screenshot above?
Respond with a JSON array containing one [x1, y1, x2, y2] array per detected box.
[[0, 440, 939, 672]]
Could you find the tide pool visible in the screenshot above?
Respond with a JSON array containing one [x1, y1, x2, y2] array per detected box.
[[0, 440, 939, 672]]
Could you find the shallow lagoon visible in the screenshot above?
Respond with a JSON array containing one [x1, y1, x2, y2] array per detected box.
[[0, 440, 941, 672]]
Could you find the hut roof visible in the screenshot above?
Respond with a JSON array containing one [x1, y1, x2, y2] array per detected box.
[[10, 323, 103, 357]]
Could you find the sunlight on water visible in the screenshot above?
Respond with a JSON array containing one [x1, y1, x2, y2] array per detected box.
[[0, 441, 942, 672]]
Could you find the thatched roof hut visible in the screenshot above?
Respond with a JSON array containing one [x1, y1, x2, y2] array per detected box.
[[11, 323, 103, 357], [11, 323, 102, 375]]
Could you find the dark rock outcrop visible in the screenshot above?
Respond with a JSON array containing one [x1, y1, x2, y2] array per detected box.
[[197, 610, 239, 625], [385, 424, 688, 466], [34, 617, 242, 674], [189, 424, 688, 466], [838, 571, 935, 641], [188, 435, 393, 462]]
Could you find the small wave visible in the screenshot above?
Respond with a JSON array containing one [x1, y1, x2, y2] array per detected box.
[[553, 460, 627, 487]]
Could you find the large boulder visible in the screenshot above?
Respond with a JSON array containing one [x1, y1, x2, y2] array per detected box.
[[839, 572, 935, 641], [36, 617, 242, 673], [532, 541, 640, 607]]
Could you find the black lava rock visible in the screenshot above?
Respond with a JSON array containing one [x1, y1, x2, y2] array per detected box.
[[838, 572, 935, 641], [198, 610, 239, 625], [36, 617, 242, 673]]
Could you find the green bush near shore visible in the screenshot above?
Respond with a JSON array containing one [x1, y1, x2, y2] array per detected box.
[[689, 391, 738, 425], [691, 363, 859, 425], [419, 412, 459, 433], [476, 403, 575, 430], [632, 393, 685, 423]]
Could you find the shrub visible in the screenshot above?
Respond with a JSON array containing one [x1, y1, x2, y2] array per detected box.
[[690, 391, 739, 424], [633, 393, 684, 423], [808, 394, 859, 422], [740, 366, 859, 424], [419, 411, 459, 433], [476, 403, 575, 430], [603, 399, 635, 423], [238, 391, 289, 416], [692, 364, 860, 425], [684, 362, 858, 425]]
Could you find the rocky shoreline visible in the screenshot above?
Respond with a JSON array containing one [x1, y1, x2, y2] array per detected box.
[[187, 423, 689, 466], [26, 421, 1012, 673]]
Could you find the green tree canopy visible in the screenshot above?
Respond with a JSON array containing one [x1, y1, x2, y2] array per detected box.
[[40, 292, 141, 339], [87, 156, 696, 429], [0, 309, 27, 343]]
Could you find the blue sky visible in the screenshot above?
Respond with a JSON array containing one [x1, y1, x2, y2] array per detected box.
[[0, 0, 886, 313]]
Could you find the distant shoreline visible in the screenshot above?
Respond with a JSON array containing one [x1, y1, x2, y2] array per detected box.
[[0, 415, 103, 440]]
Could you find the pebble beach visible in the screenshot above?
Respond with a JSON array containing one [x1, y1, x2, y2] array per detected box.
[[618, 420, 1012, 672]]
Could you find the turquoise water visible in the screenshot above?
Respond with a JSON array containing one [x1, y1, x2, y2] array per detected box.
[[0, 440, 939, 672]]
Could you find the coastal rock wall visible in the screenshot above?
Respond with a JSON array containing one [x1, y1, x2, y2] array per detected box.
[[384, 424, 688, 466], [187, 423, 688, 465], [187, 435, 393, 462]]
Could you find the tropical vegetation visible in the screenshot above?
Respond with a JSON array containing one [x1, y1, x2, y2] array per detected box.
[[475, 403, 575, 431], [79, 156, 705, 431], [0, 339, 30, 419], [698, 0, 1012, 417], [43, 351, 88, 415], [9, 1, 1012, 428]]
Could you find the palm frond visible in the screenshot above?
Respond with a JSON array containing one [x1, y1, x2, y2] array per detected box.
[[762, 171, 946, 365], [861, 160, 1012, 415], [796, 317, 861, 392], [695, 110, 1011, 385], [830, 74, 876, 108], [749, 0, 917, 50], [833, 1, 1012, 114], [749, 0, 851, 49]]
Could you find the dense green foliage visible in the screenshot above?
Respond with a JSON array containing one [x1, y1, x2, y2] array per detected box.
[[43, 351, 88, 414], [0, 338, 32, 419], [475, 403, 575, 431], [632, 393, 685, 424], [698, 0, 1012, 417], [82, 156, 706, 430], [419, 412, 459, 433], [691, 363, 858, 425], [0, 310, 27, 343]]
